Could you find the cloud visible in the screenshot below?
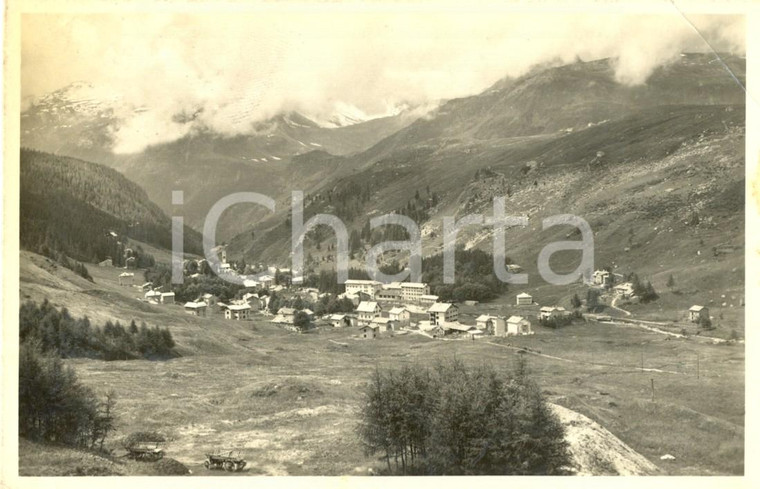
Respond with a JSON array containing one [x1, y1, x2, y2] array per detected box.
[[21, 11, 744, 153]]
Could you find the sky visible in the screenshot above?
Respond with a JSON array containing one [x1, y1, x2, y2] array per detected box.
[[21, 9, 745, 153]]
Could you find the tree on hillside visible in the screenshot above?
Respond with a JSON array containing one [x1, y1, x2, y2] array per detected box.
[[570, 293, 582, 309], [586, 289, 601, 312], [19, 340, 117, 449], [666, 274, 675, 289], [639, 281, 659, 304]]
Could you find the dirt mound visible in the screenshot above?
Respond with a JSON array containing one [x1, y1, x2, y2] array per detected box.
[[551, 404, 660, 475], [142, 457, 191, 476]]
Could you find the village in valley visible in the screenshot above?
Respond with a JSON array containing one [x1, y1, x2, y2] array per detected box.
[[126, 245, 719, 345]]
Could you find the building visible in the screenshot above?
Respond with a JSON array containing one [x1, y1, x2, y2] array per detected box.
[[400, 282, 430, 303], [428, 302, 459, 326], [160, 292, 175, 304], [476, 314, 497, 330], [242, 278, 261, 289], [225, 303, 251, 320], [201, 293, 221, 314], [145, 290, 162, 302], [443, 322, 477, 335], [506, 316, 533, 335], [689, 305, 709, 323], [345, 279, 383, 298], [277, 307, 296, 323], [330, 314, 352, 328], [593, 270, 612, 287], [539, 306, 568, 320], [420, 294, 439, 306], [490, 317, 507, 336], [259, 275, 275, 289], [242, 292, 259, 310], [184, 301, 207, 317], [376, 282, 402, 302], [98, 258, 113, 267], [613, 283, 635, 299], [371, 316, 397, 333], [388, 307, 410, 327], [125, 256, 137, 269], [516, 292, 533, 306], [118, 272, 134, 286], [356, 301, 382, 325], [358, 324, 379, 339]]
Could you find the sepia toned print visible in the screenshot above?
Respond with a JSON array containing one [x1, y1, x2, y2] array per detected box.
[[7, 1, 749, 480]]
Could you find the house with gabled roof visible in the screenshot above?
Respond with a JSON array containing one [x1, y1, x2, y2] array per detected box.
[[388, 306, 410, 327], [506, 316, 533, 335], [356, 301, 381, 325], [358, 324, 379, 339], [184, 301, 207, 317], [428, 302, 459, 325], [371, 316, 397, 333]]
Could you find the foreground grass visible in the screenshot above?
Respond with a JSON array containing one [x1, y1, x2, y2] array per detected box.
[[46, 319, 743, 477]]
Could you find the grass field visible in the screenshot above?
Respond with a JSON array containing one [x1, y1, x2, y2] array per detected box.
[[18, 252, 745, 476]]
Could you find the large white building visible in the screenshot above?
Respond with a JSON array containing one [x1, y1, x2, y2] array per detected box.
[[400, 282, 430, 303], [345, 279, 383, 298], [376, 282, 402, 302]]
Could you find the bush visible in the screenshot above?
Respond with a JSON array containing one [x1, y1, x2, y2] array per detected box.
[[698, 315, 713, 330], [539, 312, 580, 329], [356, 358, 571, 475], [293, 311, 311, 331]]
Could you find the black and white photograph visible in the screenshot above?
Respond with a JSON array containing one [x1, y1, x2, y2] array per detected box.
[[1, 0, 757, 484]]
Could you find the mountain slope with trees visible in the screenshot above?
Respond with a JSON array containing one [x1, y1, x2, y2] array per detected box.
[[20, 149, 202, 267]]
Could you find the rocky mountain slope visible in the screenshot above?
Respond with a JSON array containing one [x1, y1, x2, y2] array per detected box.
[[226, 54, 744, 264]]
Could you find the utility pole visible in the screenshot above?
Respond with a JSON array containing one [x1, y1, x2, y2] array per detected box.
[[697, 352, 700, 380], [640, 348, 644, 373], [651, 378, 655, 402]]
